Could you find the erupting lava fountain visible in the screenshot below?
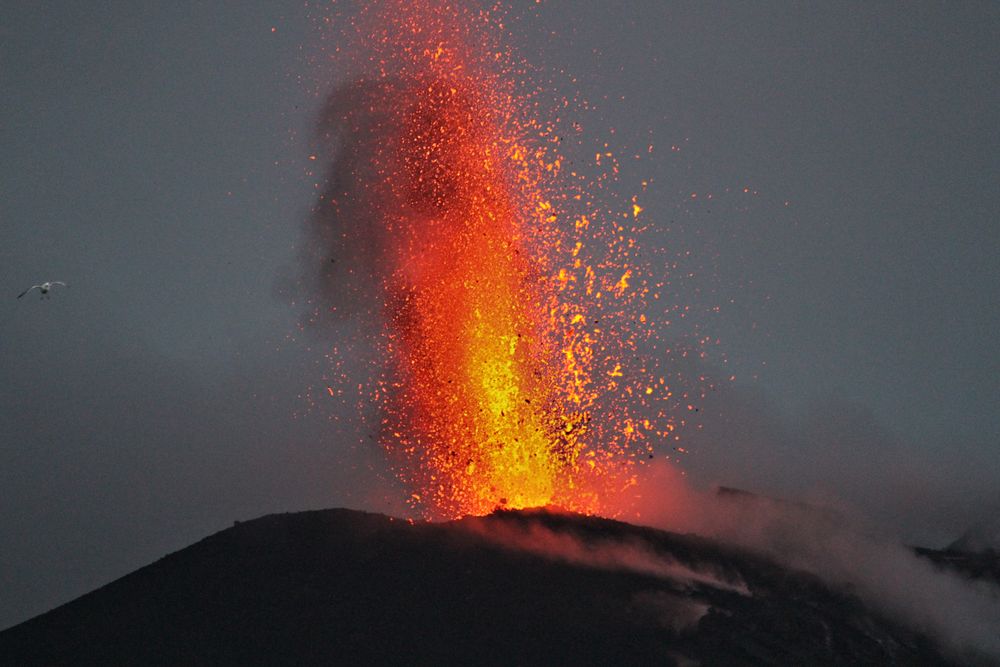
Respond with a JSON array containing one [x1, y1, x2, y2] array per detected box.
[[309, 1, 705, 519]]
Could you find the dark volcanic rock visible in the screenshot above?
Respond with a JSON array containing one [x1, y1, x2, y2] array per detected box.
[[0, 508, 954, 666], [915, 547, 1000, 587], [947, 519, 1000, 556]]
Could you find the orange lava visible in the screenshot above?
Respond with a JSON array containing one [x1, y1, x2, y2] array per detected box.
[[312, 1, 686, 518]]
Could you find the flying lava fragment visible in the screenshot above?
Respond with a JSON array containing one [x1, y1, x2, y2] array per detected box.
[[308, 0, 691, 519]]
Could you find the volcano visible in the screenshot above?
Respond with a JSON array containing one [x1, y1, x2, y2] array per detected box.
[[0, 507, 964, 666]]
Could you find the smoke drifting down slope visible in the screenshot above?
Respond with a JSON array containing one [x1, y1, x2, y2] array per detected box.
[[615, 463, 1000, 662]]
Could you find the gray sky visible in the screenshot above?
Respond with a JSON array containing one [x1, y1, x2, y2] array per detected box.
[[2, 1, 998, 630]]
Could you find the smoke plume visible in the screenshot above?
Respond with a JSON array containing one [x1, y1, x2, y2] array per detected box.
[[620, 461, 1000, 662]]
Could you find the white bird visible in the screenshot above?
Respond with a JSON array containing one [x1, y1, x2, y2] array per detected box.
[[18, 281, 69, 299]]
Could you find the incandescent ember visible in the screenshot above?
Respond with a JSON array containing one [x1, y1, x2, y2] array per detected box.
[[310, 0, 689, 518]]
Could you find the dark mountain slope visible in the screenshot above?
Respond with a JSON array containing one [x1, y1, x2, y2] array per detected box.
[[0, 508, 952, 666]]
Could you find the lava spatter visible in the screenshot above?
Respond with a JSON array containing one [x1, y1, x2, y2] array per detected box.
[[308, 0, 689, 518]]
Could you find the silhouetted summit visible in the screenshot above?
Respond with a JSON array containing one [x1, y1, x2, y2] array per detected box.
[[0, 508, 955, 665]]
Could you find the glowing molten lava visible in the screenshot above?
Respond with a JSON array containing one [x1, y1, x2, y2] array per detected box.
[[311, 1, 687, 518]]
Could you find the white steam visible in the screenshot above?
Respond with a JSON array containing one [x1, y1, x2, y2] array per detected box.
[[623, 461, 1000, 661]]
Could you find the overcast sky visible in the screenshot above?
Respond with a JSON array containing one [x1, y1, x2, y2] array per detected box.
[[2, 1, 998, 630]]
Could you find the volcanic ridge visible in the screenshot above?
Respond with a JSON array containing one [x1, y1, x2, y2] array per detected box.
[[0, 507, 983, 665]]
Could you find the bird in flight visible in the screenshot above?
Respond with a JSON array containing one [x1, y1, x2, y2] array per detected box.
[[18, 281, 69, 299]]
